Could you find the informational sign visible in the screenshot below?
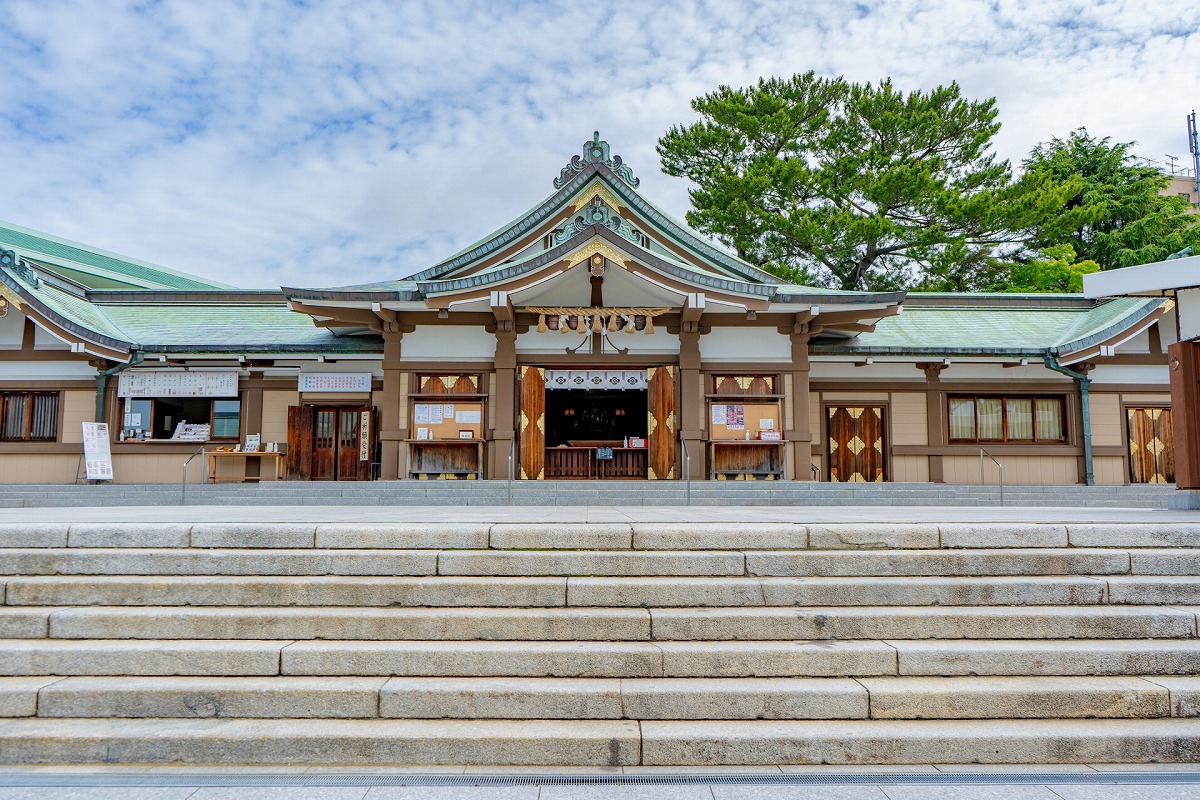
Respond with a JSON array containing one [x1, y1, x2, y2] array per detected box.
[[595, 447, 614, 461], [358, 413, 370, 461], [118, 371, 238, 398], [244, 434, 261, 453], [455, 409, 481, 424], [298, 373, 372, 393], [82, 422, 113, 481]]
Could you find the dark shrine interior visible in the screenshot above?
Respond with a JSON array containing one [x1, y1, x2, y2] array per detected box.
[[544, 390, 648, 446]]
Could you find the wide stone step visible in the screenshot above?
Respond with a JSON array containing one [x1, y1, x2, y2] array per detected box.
[[648, 606, 1198, 641], [638, 718, 1200, 765], [0, 717, 642, 765], [6, 574, 1150, 608], [2, 716, 1198, 765], [0, 639, 895, 678], [14, 674, 1190, 721], [18, 604, 1192, 641], [5, 522, 1199, 550], [3, 576, 571, 608], [9, 547, 1200, 578], [745, 549, 1134, 577], [41, 607, 652, 641], [0, 549, 440, 576], [892, 639, 1200, 675], [282, 640, 899, 678]]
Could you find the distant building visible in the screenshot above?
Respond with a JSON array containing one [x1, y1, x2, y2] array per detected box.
[[0, 135, 1175, 486]]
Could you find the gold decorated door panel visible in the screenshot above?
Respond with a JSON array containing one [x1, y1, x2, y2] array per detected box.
[[646, 365, 677, 480], [519, 366, 545, 479], [1128, 407, 1174, 484], [826, 405, 887, 483]]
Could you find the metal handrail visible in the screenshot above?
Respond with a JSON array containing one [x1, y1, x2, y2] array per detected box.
[[507, 438, 515, 505], [679, 437, 691, 506], [811, 463, 821, 480], [180, 446, 206, 506], [980, 448, 1004, 506]]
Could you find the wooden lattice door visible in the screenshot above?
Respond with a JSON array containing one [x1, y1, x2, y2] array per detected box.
[[827, 405, 887, 482], [518, 366, 545, 479], [646, 365, 677, 480], [1128, 407, 1174, 484]]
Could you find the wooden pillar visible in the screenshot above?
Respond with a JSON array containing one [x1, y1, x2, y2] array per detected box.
[[1169, 341, 1200, 490], [242, 384, 263, 479], [490, 327, 518, 479], [922, 363, 948, 483], [678, 328, 705, 480], [788, 333, 812, 480], [380, 330, 405, 480]]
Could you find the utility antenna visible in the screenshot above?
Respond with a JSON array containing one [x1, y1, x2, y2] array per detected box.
[[1189, 110, 1199, 206]]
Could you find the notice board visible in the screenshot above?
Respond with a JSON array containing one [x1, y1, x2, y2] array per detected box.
[[82, 422, 113, 481]]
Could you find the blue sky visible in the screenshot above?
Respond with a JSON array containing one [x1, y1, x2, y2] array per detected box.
[[0, 0, 1196, 289]]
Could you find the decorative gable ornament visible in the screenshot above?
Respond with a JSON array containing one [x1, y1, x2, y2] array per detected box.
[[554, 131, 641, 189], [0, 249, 38, 289], [553, 197, 645, 248]]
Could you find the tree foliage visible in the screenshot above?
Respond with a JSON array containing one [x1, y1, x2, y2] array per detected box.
[[988, 245, 1100, 293], [1022, 129, 1200, 271], [657, 73, 1063, 291]]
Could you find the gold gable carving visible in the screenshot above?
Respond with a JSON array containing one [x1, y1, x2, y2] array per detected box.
[[570, 183, 625, 214], [568, 238, 629, 269]]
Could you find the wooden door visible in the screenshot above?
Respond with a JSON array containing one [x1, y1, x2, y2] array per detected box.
[[647, 365, 677, 480], [286, 405, 313, 480], [311, 407, 338, 480], [518, 366, 545, 480], [335, 408, 362, 480], [827, 405, 887, 482], [1128, 407, 1174, 484]]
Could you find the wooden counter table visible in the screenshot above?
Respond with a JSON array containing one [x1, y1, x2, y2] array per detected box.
[[206, 450, 287, 483]]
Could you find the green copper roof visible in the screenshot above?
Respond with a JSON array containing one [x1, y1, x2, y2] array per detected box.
[[98, 303, 380, 353], [813, 296, 1164, 357], [0, 219, 233, 291]]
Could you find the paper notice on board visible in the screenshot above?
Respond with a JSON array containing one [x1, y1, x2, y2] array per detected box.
[[82, 422, 113, 481], [416, 427, 430, 440], [759, 419, 774, 430], [726, 404, 744, 430], [711, 405, 726, 425], [413, 404, 430, 424], [443, 404, 454, 418], [455, 410, 481, 424], [428, 405, 444, 424]]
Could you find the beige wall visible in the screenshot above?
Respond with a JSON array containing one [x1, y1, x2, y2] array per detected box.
[[891, 454, 929, 482], [261, 390, 299, 443], [1094, 455, 1126, 486], [1090, 393, 1123, 447], [890, 393, 928, 446], [0, 454, 79, 483], [59, 390, 95, 444], [113, 453, 209, 484], [943, 454, 1078, 485]]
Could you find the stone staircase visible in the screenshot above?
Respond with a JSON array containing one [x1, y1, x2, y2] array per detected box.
[[0, 481, 1175, 508], [1, 519, 1200, 765]]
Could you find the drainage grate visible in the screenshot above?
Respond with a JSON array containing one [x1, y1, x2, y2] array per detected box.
[[2, 771, 1200, 788]]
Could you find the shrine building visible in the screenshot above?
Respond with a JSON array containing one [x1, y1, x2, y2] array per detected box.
[[0, 134, 1177, 485]]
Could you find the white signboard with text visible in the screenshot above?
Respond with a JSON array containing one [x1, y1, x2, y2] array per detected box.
[[298, 373, 372, 393], [118, 371, 238, 398], [82, 422, 113, 481]]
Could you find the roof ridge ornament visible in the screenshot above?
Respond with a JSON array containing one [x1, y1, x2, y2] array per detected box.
[[554, 131, 641, 189], [0, 249, 39, 288]]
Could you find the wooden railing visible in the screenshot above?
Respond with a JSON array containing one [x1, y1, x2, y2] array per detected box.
[[545, 447, 648, 479]]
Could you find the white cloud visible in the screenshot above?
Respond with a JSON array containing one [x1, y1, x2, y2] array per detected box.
[[0, 0, 1195, 288]]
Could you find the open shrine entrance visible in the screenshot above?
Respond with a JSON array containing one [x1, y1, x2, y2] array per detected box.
[[544, 388, 649, 479], [518, 366, 677, 480]]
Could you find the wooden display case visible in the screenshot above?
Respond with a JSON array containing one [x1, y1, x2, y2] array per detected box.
[[407, 377, 486, 479]]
